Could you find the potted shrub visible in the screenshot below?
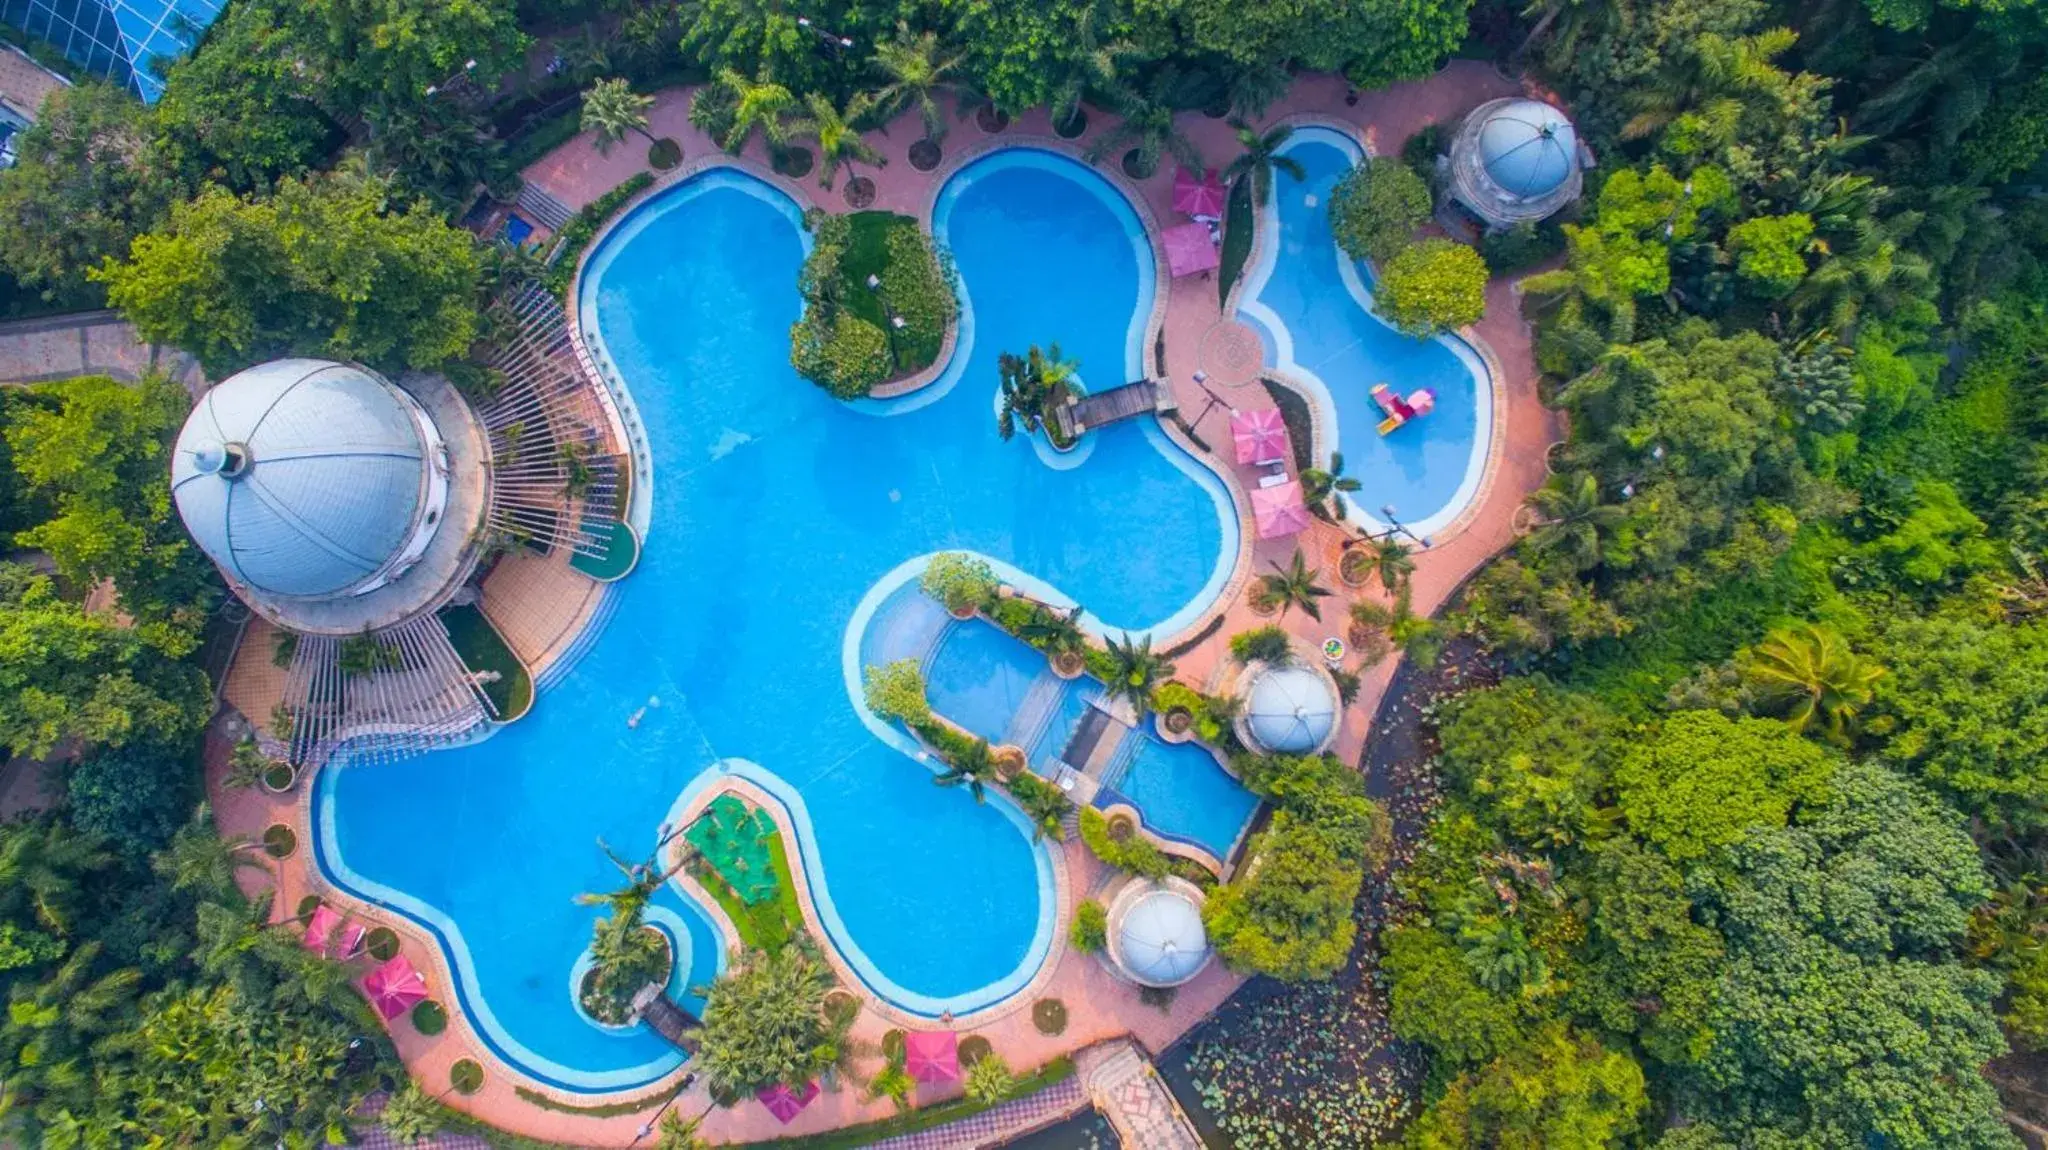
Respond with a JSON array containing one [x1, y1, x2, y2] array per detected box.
[[260, 760, 298, 793], [993, 745, 1027, 779], [1339, 547, 1375, 587], [450, 1059, 485, 1095], [262, 824, 297, 859], [921, 552, 997, 618], [908, 138, 942, 172], [1151, 681, 1206, 742]]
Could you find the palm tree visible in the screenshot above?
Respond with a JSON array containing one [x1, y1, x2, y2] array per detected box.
[[1526, 472, 1623, 571], [377, 1082, 444, 1146], [153, 804, 256, 900], [871, 23, 963, 144], [1738, 623, 1885, 744], [1299, 452, 1360, 519], [1350, 588, 1443, 669], [799, 92, 883, 190], [1459, 921, 1548, 994], [935, 737, 1000, 803], [1008, 777, 1074, 841], [1222, 119, 1304, 208], [714, 68, 797, 156], [582, 78, 657, 156], [1256, 548, 1333, 621], [1104, 633, 1175, 714], [577, 837, 674, 919], [996, 345, 1078, 441], [655, 1111, 711, 1150], [867, 1056, 917, 1113], [1358, 536, 1415, 592], [1084, 88, 1202, 178], [1046, 9, 1142, 132]]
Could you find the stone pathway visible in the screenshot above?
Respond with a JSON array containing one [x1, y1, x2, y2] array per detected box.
[[1077, 1040, 1202, 1150], [0, 310, 205, 392]]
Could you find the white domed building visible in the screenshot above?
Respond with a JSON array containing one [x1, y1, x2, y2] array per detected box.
[[1237, 664, 1340, 755], [1448, 98, 1587, 230], [1105, 878, 1212, 988], [172, 359, 474, 627]]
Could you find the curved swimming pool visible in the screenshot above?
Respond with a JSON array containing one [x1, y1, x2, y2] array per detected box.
[[314, 152, 1238, 1091], [1237, 125, 1494, 538]]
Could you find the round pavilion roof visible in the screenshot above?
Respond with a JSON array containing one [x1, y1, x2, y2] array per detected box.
[[1475, 100, 1578, 199], [1244, 665, 1338, 754], [171, 359, 436, 600], [1113, 888, 1210, 987]]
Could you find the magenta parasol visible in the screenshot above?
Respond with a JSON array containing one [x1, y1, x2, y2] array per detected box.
[[1172, 167, 1226, 217], [1230, 407, 1289, 465], [1252, 480, 1314, 539]]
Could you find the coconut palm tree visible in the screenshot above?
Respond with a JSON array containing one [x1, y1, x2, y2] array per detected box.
[[1084, 88, 1202, 178], [935, 738, 999, 803], [577, 837, 674, 918], [581, 77, 657, 155], [1256, 548, 1333, 621], [1738, 623, 1886, 744], [1046, 10, 1143, 132], [1359, 536, 1415, 592], [714, 68, 798, 156], [1526, 472, 1623, 571], [1104, 633, 1175, 714], [378, 1082, 445, 1146], [871, 23, 963, 144], [996, 345, 1078, 441], [1350, 588, 1443, 668], [153, 804, 256, 900], [799, 92, 883, 190], [1008, 776, 1074, 841], [1299, 452, 1360, 519], [1222, 119, 1305, 208]]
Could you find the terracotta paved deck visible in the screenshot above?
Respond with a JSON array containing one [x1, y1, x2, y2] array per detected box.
[[204, 63, 1560, 1147]]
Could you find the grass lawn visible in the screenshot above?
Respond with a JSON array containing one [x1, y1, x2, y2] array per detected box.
[[1218, 176, 1255, 308], [439, 604, 534, 720], [690, 813, 805, 951], [838, 211, 946, 374]]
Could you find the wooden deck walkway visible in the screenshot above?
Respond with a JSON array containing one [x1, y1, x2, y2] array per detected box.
[[1051, 379, 1161, 441]]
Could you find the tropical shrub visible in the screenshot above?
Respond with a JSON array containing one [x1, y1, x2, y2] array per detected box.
[[1330, 157, 1431, 263], [964, 1052, 1018, 1105], [791, 309, 890, 399], [920, 552, 997, 614], [1079, 808, 1171, 879], [862, 660, 931, 726], [1229, 625, 1293, 666], [66, 743, 193, 854], [695, 944, 843, 1103], [1375, 237, 1487, 336], [1070, 899, 1108, 953]]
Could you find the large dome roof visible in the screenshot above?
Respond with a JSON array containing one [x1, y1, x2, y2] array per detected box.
[[1244, 665, 1338, 754], [1475, 100, 1578, 199], [172, 359, 439, 600], [1113, 888, 1210, 987]]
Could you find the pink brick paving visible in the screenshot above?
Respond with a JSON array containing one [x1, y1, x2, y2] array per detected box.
[[207, 62, 1561, 1147]]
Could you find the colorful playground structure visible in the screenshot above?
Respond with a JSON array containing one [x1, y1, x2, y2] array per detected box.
[[1370, 383, 1438, 435]]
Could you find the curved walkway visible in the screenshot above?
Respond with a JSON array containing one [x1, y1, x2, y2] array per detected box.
[[209, 62, 1559, 1147]]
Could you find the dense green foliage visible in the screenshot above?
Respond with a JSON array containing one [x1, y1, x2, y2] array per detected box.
[[1330, 156, 1433, 263], [1376, 237, 1489, 335], [791, 211, 954, 397], [694, 943, 847, 1104]]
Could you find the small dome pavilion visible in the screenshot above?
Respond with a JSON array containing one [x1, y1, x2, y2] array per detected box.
[[1241, 664, 1339, 755], [1106, 880, 1211, 988], [171, 358, 486, 635], [1448, 97, 1585, 229]]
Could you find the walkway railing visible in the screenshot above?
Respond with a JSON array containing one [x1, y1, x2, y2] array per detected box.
[[277, 615, 494, 766]]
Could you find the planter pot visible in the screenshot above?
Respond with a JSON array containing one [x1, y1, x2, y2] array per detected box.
[[647, 138, 682, 170], [975, 106, 1010, 134], [1246, 588, 1279, 617], [948, 603, 979, 620], [1051, 650, 1086, 679], [843, 176, 876, 209], [1338, 550, 1374, 588], [772, 146, 815, 179], [1121, 149, 1157, 181], [1054, 110, 1088, 139], [908, 137, 942, 172], [261, 764, 297, 794], [1156, 710, 1194, 744], [994, 746, 1027, 780]]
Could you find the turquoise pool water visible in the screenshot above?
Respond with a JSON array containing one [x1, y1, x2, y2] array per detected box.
[[923, 614, 1259, 860], [314, 154, 1238, 1091], [1237, 125, 1493, 537], [1102, 736, 1260, 859]]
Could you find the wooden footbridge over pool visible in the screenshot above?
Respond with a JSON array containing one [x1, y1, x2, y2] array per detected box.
[[1050, 379, 1166, 442]]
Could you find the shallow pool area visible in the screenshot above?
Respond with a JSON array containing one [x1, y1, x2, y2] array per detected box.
[[1237, 125, 1493, 537], [1100, 736, 1260, 860], [314, 153, 1240, 1091]]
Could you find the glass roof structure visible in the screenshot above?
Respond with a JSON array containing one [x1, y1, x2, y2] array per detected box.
[[0, 0, 223, 102]]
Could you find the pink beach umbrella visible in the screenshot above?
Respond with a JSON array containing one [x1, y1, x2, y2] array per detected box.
[[360, 955, 428, 1022], [302, 904, 342, 956], [756, 1081, 820, 1123], [1162, 222, 1220, 278], [1172, 167, 1226, 217], [1230, 408, 1289, 465], [1252, 480, 1314, 540], [903, 1030, 961, 1084]]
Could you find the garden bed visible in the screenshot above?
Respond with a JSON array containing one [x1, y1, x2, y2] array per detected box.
[[840, 212, 949, 376], [740, 1057, 1073, 1149], [1259, 377, 1316, 474], [579, 926, 672, 1026], [685, 799, 805, 951], [439, 604, 533, 720]]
